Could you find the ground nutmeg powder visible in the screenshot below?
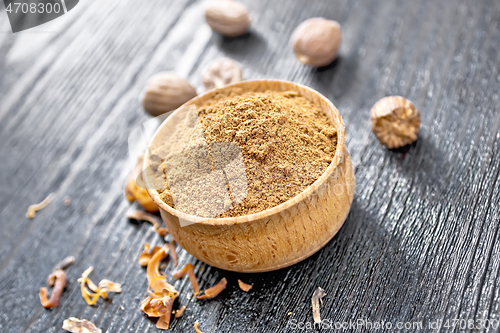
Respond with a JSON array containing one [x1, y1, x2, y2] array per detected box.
[[157, 89, 337, 218]]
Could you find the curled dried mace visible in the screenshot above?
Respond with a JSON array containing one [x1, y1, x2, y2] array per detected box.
[[27, 193, 55, 218], [39, 270, 67, 308], [174, 305, 186, 318], [146, 245, 171, 293], [127, 210, 168, 237], [52, 256, 75, 271], [124, 153, 159, 213], [138, 243, 163, 266], [156, 227, 169, 237], [194, 322, 205, 333], [141, 245, 179, 330], [127, 210, 161, 230], [196, 278, 227, 300], [77, 267, 121, 306], [173, 263, 200, 296]]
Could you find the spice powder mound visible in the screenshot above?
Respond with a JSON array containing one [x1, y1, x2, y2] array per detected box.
[[158, 90, 337, 218]]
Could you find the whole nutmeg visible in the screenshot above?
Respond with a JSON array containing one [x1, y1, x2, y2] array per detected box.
[[202, 58, 243, 90], [291, 18, 341, 67], [205, 0, 251, 37], [142, 72, 197, 117], [371, 96, 421, 149]]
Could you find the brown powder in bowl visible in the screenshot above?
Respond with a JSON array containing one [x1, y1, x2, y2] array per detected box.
[[156, 90, 337, 218]]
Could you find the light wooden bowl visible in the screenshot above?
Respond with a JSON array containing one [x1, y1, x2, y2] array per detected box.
[[145, 80, 354, 273]]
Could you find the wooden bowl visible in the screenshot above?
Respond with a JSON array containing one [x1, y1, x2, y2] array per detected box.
[[144, 80, 354, 273]]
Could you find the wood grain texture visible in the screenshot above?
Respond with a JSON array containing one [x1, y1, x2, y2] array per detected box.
[[0, 0, 499, 332]]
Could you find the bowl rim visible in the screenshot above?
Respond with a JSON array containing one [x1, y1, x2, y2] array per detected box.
[[144, 79, 345, 226]]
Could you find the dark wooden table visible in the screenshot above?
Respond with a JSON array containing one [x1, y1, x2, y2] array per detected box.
[[1, 0, 500, 332]]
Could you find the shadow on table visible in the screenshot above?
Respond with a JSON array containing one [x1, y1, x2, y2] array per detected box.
[[308, 55, 360, 100], [214, 31, 268, 61], [197, 198, 420, 331], [385, 131, 452, 201]]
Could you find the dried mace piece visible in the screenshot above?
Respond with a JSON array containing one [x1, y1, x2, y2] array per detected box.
[[311, 287, 326, 323], [291, 18, 341, 67], [39, 270, 67, 309], [139, 243, 163, 266], [26, 192, 55, 219], [194, 322, 205, 333], [142, 72, 197, 117], [196, 277, 227, 300], [77, 267, 122, 306], [174, 305, 186, 318], [141, 246, 179, 330], [125, 153, 159, 213], [202, 58, 242, 90], [205, 0, 251, 37], [173, 263, 200, 296], [237, 279, 252, 292], [128, 210, 166, 235], [52, 255, 75, 271], [371, 96, 421, 149], [62, 317, 102, 333]]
